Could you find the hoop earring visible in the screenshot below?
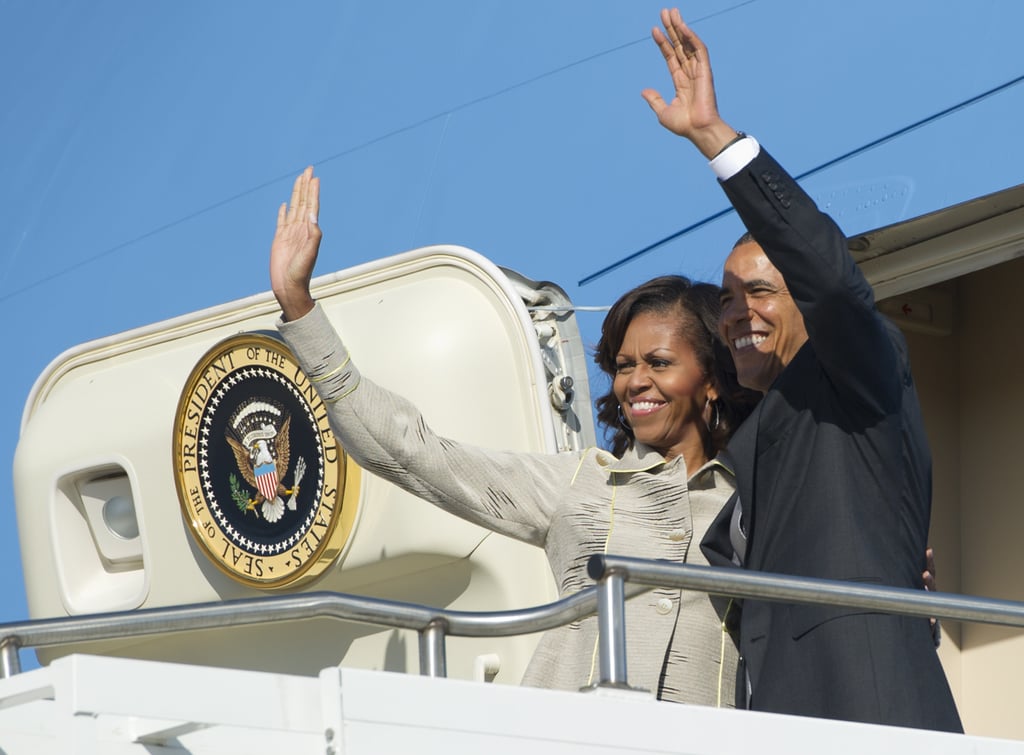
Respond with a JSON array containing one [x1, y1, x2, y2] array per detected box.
[[704, 397, 721, 433], [617, 405, 631, 429]]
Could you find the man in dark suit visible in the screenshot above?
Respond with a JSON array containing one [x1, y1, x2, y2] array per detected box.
[[642, 8, 962, 731]]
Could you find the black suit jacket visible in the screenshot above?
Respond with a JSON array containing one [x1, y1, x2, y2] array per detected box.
[[703, 147, 962, 732]]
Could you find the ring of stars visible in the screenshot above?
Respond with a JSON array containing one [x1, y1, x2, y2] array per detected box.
[[198, 365, 327, 555]]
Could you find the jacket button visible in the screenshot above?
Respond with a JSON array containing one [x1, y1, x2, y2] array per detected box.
[[668, 528, 687, 542], [656, 598, 673, 615]]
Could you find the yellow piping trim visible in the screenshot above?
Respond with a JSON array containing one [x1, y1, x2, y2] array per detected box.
[[586, 475, 618, 687], [310, 354, 351, 383], [324, 377, 361, 405], [568, 449, 593, 487], [717, 598, 735, 707]]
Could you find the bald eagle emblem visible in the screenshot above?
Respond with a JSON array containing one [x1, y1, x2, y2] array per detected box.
[[225, 399, 306, 523]]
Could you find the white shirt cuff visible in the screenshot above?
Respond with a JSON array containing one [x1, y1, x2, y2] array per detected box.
[[709, 135, 761, 181]]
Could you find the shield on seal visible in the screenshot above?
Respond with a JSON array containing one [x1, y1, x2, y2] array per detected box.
[[254, 462, 279, 502]]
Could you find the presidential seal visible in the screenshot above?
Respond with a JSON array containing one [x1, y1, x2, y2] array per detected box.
[[172, 332, 359, 589]]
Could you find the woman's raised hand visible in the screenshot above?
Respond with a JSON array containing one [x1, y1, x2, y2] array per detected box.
[[270, 166, 321, 322]]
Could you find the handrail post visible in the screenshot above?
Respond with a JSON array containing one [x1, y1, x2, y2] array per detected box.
[[418, 620, 448, 678], [596, 568, 628, 688], [0, 637, 21, 678]]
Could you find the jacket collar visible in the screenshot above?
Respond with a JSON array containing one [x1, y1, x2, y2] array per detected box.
[[601, 442, 669, 473], [599, 442, 730, 479]]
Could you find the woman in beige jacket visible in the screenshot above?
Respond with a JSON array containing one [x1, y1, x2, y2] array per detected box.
[[270, 167, 758, 706]]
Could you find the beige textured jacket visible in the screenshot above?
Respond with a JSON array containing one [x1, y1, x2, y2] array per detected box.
[[279, 304, 738, 706]]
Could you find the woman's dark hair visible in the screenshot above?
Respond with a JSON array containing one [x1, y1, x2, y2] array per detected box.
[[593, 275, 760, 458]]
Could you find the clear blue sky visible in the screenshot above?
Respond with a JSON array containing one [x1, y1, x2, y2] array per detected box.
[[2, 0, 1022, 666]]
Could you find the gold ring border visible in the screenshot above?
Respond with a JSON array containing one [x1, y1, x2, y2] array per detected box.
[[171, 331, 360, 590]]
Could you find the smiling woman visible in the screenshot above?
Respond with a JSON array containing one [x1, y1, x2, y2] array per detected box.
[[613, 310, 713, 469], [594, 275, 759, 463], [270, 167, 762, 706]]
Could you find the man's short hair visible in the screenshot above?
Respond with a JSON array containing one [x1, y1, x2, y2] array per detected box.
[[733, 231, 755, 249]]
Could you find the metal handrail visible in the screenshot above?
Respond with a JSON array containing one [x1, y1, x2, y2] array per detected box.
[[587, 554, 1024, 689], [6, 554, 1024, 691], [0, 583, 651, 680]]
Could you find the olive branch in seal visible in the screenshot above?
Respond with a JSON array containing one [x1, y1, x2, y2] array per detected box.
[[229, 473, 254, 513]]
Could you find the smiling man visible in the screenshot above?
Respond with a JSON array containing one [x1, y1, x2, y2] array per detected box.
[[642, 8, 962, 731], [718, 232, 810, 394]]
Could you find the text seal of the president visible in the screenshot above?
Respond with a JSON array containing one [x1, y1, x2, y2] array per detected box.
[[172, 332, 359, 589]]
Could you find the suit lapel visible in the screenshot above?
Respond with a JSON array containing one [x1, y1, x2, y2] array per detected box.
[[727, 400, 761, 561]]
